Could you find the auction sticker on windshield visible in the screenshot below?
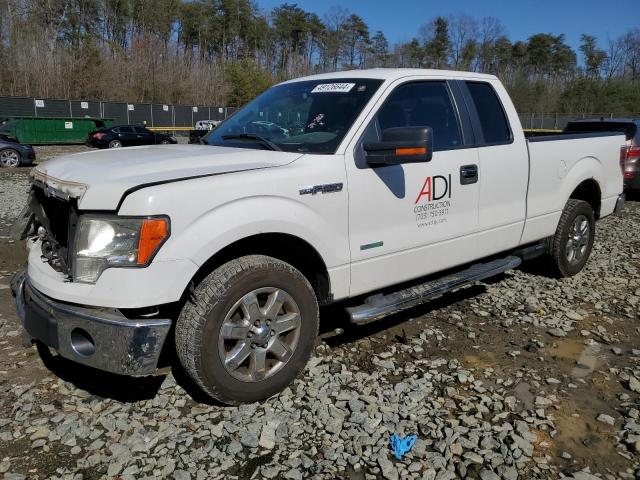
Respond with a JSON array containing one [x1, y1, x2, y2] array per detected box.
[[311, 83, 355, 93]]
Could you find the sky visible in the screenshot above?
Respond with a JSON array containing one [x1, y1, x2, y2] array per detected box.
[[257, 0, 638, 52]]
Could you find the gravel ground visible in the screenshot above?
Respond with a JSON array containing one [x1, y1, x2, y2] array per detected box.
[[0, 145, 91, 238], [0, 155, 639, 479]]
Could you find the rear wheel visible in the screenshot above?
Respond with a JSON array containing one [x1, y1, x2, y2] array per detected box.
[[545, 199, 595, 277], [108, 139, 122, 148], [160, 139, 171, 145], [175, 255, 319, 404], [0, 149, 21, 168]]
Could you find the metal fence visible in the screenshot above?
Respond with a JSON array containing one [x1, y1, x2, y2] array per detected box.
[[2, 96, 637, 132], [519, 113, 640, 130], [0, 96, 238, 129]]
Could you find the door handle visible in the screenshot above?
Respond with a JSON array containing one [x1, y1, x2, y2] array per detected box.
[[460, 164, 478, 185]]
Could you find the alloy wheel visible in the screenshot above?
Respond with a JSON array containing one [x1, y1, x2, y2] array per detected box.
[[565, 214, 590, 265], [218, 287, 301, 382]]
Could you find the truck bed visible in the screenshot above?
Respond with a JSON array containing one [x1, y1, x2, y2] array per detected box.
[[520, 131, 625, 244]]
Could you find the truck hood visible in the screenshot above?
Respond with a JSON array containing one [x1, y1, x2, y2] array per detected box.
[[32, 144, 302, 210]]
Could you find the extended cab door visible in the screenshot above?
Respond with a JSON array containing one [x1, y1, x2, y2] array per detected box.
[[456, 80, 529, 256], [345, 79, 481, 296]]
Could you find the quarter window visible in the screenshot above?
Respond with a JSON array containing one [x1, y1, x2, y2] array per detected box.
[[375, 81, 462, 151], [465, 82, 511, 144]]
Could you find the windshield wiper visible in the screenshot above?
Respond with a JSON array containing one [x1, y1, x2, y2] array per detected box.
[[220, 134, 282, 151]]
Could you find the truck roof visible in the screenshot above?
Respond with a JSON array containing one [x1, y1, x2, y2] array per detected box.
[[281, 68, 498, 85]]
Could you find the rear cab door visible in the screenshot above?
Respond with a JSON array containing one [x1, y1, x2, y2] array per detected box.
[[344, 75, 482, 296], [454, 79, 529, 255]]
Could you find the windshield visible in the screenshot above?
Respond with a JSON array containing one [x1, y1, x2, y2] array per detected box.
[[205, 78, 383, 154]]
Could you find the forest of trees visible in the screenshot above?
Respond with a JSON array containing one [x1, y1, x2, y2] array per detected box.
[[1, 0, 639, 114]]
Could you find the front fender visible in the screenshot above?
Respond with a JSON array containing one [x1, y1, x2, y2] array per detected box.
[[162, 195, 348, 269]]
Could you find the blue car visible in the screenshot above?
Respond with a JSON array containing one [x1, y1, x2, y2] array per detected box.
[[0, 135, 36, 168]]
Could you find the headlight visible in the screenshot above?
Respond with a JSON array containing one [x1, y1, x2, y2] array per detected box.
[[73, 215, 169, 283]]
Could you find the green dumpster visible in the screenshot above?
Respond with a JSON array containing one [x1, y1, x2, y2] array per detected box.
[[0, 117, 113, 144]]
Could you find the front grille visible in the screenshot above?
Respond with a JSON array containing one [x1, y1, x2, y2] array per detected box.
[[31, 185, 77, 277]]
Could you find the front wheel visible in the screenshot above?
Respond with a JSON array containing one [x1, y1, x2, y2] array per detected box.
[[545, 199, 595, 277], [175, 255, 319, 404], [0, 149, 21, 168]]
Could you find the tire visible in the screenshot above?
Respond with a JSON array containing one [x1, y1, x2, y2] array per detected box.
[[0, 148, 21, 168], [108, 139, 122, 148], [545, 199, 595, 277], [175, 255, 319, 404], [160, 139, 170, 145]]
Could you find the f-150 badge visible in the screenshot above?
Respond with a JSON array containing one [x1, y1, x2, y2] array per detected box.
[[299, 183, 343, 195]]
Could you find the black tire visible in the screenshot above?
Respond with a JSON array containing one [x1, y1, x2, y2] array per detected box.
[[545, 199, 595, 277], [160, 139, 171, 145], [108, 139, 122, 148], [175, 255, 319, 404]]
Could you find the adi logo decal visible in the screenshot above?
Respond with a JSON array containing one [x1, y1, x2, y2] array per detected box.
[[413, 174, 452, 228], [414, 174, 452, 204]]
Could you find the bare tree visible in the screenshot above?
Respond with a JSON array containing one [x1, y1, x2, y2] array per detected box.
[[603, 35, 625, 79], [447, 13, 478, 69]]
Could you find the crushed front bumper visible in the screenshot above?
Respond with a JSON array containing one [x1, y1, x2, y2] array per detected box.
[[11, 270, 171, 376]]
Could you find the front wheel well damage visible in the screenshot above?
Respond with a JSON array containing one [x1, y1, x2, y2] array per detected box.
[[186, 233, 332, 306], [569, 178, 601, 219]]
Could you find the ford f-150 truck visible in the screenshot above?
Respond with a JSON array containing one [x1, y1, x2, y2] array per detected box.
[[11, 69, 625, 404]]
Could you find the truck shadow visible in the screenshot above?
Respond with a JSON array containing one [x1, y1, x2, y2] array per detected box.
[[35, 342, 166, 403], [34, 274, 510, 405], [319, 282, 491, 348]]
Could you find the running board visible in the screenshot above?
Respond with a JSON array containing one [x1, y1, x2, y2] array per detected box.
[[346, 256, 522, 325]]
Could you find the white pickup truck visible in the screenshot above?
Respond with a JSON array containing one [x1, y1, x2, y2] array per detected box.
[[12, 69, 625, 404]]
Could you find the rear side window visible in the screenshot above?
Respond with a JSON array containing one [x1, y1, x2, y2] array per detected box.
[[466, 82, 511, 145], [117, 126, 134, 133]]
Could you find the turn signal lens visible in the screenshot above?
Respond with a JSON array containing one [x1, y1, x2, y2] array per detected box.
[[396, 147, 427, 156], [137, 219, 169, 265]]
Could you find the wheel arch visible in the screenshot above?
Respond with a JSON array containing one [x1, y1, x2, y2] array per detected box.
[[186, 232, 332, 305], [568, 178, 602, 218]]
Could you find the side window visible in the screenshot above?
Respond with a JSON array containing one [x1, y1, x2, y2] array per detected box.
[[375, 81, 462, 151], [118, 126, 133, 133], [465, 82, 511, 144], [134, 126, 150, 134]]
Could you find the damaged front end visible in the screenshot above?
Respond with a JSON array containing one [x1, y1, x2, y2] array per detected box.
[[12, 170, 87, 279], [11, 172, 172, 377]]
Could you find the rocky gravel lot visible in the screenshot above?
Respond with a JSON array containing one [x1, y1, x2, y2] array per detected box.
[[0, 150, 640, 479]]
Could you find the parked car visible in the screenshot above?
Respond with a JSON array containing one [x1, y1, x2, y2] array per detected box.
[[0, 135, 36, 168], [13, 69, 624, 404], [188, 120, 221, 144], [87, 125, 177, 148], [565, 118, 640, 191]]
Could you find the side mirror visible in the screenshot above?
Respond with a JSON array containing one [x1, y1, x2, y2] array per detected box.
[[363, 127, 433, 166]]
